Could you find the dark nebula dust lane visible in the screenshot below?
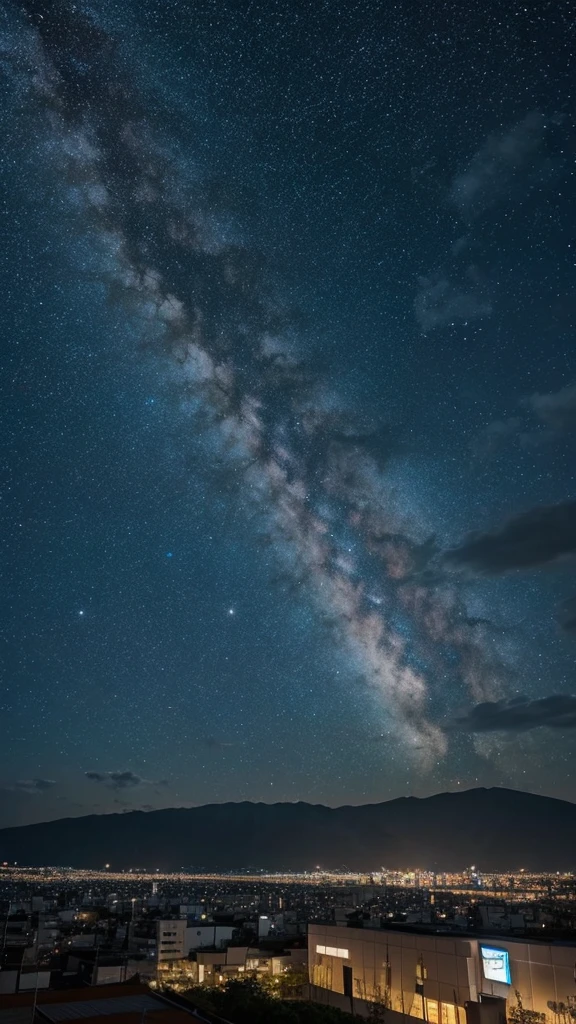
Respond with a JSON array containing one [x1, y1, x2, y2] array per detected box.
[[1, 0, 575, 824]]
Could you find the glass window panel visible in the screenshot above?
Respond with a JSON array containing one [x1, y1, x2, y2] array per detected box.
[[441, 1004, 457, 1024], [427, 1000, 439, 1023]]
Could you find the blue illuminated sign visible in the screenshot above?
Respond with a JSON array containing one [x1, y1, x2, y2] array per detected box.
[[480, 946, 511, 985]]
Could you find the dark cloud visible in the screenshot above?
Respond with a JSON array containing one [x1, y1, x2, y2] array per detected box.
[[451, 694, 576, 732], [13, 778, 56, 793], [446, 501, 576, 573], [85, 770, 167, 789], [85, 771, 115, 784]]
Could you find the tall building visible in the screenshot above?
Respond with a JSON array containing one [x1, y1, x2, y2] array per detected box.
[[156, 920, 187, 962]]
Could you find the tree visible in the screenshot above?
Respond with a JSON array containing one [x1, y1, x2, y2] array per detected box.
[[367, 1002, 388, 1023], [180, 976, 357, 1023], [508, 991, 546, 1024], [276, 965, 309, 998], [367, 994, 388, 1024]]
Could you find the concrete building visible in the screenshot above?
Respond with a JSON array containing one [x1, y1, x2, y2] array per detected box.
[[156, 920, 187, 962], [156, 920, 235, 963], [309, 923, 576, 1023]]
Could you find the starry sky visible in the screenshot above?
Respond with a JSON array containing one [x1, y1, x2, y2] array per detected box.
[[1, 0, 575, 829]]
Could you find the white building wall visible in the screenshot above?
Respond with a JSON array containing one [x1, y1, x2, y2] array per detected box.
[[308, 924, 576, 1022], [184, 924, 235, 951]]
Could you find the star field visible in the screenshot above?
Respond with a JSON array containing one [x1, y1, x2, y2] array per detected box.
[[0, 0, 575, 827]]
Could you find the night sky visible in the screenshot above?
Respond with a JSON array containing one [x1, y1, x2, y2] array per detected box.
[[1, 0, 575, 828]]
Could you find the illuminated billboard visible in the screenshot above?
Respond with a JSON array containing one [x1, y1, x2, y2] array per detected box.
[[480, 946, 511, 985]]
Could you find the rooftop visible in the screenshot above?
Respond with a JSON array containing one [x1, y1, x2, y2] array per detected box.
[[37, 996, 161, 1022], [0, 985, 207, 1024], [313, 920, 576, 946]]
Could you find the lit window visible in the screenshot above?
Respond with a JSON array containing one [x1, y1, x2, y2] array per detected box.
[[441, 1004, 457, 1024], [426, 1000, 439, 1023], [316, 945, 349, 959]]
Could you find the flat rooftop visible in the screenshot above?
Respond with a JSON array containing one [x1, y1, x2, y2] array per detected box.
[[313, 920, 576, 945]]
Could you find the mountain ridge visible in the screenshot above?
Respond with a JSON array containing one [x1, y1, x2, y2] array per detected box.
[[1, 787, 574, 871]]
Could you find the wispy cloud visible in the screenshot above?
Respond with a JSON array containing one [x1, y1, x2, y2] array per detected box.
[[414, 267, 492, 331], [85, 771, 168, 790], [559, 597, 576, 634], [416, 111, 561, 334], [525, 383, 576, 432], [450, 112, 554, 221], [473, 381, 576, 457], [13, 778, 56, 794]]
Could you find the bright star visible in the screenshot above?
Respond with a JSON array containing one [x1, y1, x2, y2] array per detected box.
[[228, 608, 235, 616], [78, 610, 85, 617]]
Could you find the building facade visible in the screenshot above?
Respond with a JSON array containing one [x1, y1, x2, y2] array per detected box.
[[156, 920, 188, 962], [308, 924, 576, 1024]]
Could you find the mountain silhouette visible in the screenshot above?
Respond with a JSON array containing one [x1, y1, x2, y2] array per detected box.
[[0, 788, 574, 871]]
